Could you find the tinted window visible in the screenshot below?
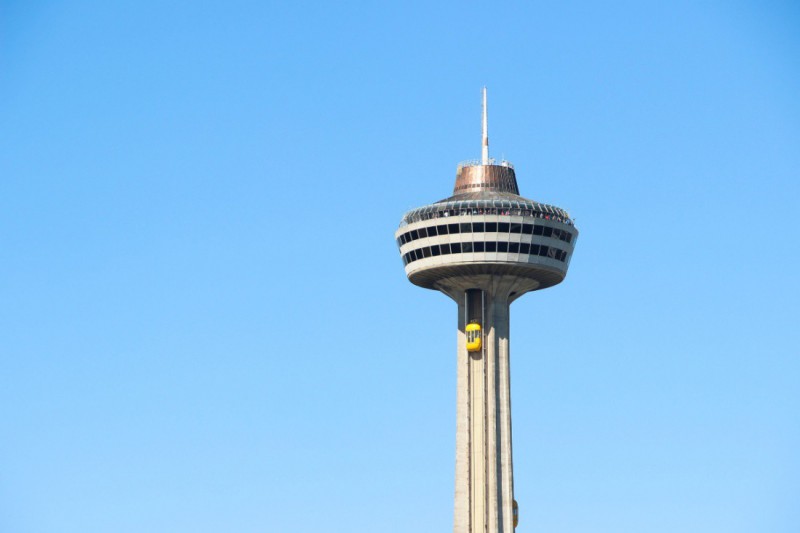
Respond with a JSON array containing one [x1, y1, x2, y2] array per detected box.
[[411, 229, 419, 240], [418, 227, 428, 238], [427, 226, 438, 237], [498, 222, 510, 233], [552, 228, 561, 240], [547, 247, 557, 258], [533, 225, 543, 236], [564, 232, 572, 243], [422, 247, 432, 258], [486, 222, 498, 232], [510, 223, 522, 234], [509, 243, 520, 254], [460, 222, 471, 233], [462, 242, 473, 253], [520, 243, 530, 254], [530, 244, 540, 255], [539, 245, 549, 257], [437, 224, 448, 235], [473, 222, 485, 232], [451, 243, 462, 254], [441, 244, 451, 255], [498, 242, 509, 253], [448, 224, 460, 234], [474, 242, 485, 252], [543, 227, 553, 238], [486, 242, 497, 252], [431, 245, 441, 256], [522, 224, 533, 235]]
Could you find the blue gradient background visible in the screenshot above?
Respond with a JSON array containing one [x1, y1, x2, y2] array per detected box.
[[2, 2, 798, 532]]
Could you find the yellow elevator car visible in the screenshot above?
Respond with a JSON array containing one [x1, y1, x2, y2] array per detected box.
[[466, 322, 482, 352]]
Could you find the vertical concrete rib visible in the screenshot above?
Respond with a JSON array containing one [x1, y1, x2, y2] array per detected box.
[[486, 293, 499, 533], [454, 296, 470, 533], [495, 295, 515, 533], [467, 290, 486, 533], [487, 290, 514, 533]]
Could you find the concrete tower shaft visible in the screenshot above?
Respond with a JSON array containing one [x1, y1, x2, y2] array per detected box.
[[395, 90, 578, 533], [448, 284, 517, 533]]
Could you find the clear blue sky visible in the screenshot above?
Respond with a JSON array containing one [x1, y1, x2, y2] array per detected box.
[[2, 2, 799, 532]]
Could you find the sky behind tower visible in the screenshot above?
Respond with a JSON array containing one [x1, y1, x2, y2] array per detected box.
[[1, 2, 799, 532]]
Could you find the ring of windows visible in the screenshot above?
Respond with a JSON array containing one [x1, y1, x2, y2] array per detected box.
[[396, 221, 573, 247], [401, 242, 568, 266]]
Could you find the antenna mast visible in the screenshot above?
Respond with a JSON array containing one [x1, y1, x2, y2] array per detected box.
[[481, 87, 489, 165]]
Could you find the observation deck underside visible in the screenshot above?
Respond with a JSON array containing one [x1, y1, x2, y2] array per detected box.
[[408, 263, 565, 296]]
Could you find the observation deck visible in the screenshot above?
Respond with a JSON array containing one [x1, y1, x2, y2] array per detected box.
[[395, 161, 579, 296]]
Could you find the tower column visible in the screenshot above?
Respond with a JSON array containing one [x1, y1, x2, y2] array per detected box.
[[453, 287, 515, 533]]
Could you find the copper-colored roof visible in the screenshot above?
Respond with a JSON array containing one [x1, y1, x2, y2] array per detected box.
[[452, 163, 519, 195]]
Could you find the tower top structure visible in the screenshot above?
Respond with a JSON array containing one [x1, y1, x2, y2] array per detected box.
[[396, 89, 577, 297]]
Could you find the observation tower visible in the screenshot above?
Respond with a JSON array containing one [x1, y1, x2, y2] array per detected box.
[[394, 89, 578, 533]]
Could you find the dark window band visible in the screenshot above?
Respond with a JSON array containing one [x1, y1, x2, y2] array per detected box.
[[399, 222, 573, 246], [401, 242, 568, 266]]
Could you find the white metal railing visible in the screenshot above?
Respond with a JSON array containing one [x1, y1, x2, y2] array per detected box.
[[399, 207, 574, 228], [457, 158, 515, 171]]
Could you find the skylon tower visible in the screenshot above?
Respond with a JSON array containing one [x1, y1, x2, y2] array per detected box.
[[394, 89, 578, 532]]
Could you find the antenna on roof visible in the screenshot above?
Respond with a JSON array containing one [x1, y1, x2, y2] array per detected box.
[[481, 87, 489, 165]]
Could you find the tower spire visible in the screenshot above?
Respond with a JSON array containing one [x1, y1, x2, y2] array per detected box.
[[481, 87, 489, 165]]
